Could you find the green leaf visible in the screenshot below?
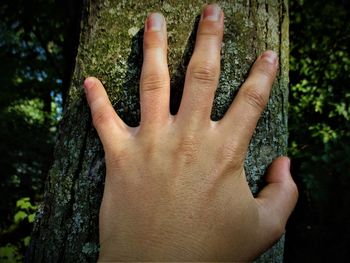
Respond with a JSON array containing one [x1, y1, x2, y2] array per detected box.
[[16, 197, 36, 210], [14, 211, 27, 224], [28, 214, 35, 223], [23, 236, 31, 247]]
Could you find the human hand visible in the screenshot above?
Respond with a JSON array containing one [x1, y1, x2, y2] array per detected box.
[[84, 4, 298, 262]]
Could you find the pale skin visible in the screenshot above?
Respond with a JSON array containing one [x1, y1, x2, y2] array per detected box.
[[83, 4, 298, 262]]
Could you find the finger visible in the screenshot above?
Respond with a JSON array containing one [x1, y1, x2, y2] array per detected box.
[[140, 13, 170, 129], [84, 77, 129, 147], [219, 51, 278, 154], [255, 157, 298, 244], [177, 4, 224, 126]]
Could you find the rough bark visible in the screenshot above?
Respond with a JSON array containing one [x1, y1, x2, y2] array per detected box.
[[27, 0, 289, 262]]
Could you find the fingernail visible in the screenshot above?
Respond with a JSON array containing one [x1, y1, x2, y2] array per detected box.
[[84, 77, 94, 91], [203, 4, 221, 21], [261, 50, 278, 64], [146, 13, 164, 32]]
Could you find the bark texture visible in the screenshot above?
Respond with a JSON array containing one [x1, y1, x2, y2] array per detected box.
[[27, 0, 289, 262]]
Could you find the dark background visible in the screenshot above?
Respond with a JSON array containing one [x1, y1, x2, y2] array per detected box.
[[0, 0, 349, 262]]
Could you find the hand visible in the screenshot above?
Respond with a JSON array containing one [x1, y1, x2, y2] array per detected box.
[[84, 4, 298, 262]]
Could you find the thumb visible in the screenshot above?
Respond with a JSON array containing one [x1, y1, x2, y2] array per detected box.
[[255, 156, 298, 243]]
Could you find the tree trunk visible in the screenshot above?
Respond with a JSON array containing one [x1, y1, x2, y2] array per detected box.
[[27, 0, 289, 262]]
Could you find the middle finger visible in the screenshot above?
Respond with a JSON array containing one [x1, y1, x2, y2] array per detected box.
[[176, 4, 224, 127]]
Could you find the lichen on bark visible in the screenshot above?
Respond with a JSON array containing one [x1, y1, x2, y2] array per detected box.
[[28, 1, 289, 262]]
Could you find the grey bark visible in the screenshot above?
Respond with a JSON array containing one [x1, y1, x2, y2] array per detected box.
[[27, 0, 289, 262]]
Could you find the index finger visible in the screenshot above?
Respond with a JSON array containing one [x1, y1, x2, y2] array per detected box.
[[84, 77, 130, 149], [218, 51, 278, 153]]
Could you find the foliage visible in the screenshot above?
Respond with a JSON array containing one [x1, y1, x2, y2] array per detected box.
[[0, 198, 37, 262], [0, 0, 78, 259], [286, 0, 350, 261], [0, 245, 22, 263]]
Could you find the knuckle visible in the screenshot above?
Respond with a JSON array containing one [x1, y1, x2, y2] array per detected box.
[[143, 138, 159, 160], [242, 87, 268, 112], [189, 62, 219, 85], [143, 31, 163, 49], [141, 74, 167, 92], [222, 142, 239, 160], [255, 61, 277, 79], [92, 110, 114, 128], [137, 132, 163, 162], [176, 134, 201, 163], [220, 141, 242, 170], [198, 20, 222, 38]]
